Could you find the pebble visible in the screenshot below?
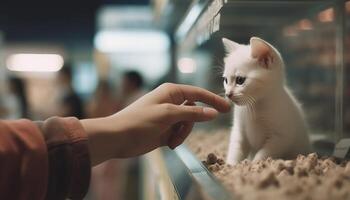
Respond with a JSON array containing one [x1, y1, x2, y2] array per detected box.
[[207, 153, 218, 165]]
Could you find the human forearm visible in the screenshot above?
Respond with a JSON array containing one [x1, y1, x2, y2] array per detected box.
[[80, 111, 148, 166], [82, 84, 230, 166], [81, 109, 168, 166], [80, 116, 123, 166]]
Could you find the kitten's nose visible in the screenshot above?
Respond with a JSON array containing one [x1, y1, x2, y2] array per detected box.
[[226, 92, 233, 99]]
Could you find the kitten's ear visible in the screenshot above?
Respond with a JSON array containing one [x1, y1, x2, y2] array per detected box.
[[222, 38, 240, 53], [250, 37, 274, 69]]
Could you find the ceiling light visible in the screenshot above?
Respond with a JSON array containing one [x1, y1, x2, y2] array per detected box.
[[6, 54, 64, 72], [94, 30, 169, 53]]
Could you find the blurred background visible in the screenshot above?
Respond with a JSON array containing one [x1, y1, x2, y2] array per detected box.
[[1, 0, 350, 199]]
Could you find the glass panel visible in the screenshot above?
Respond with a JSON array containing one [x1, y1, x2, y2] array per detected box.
[[176, 0, 349, 148], [344, 0, 350, 138]]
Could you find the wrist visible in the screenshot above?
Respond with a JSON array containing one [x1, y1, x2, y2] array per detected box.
[[80, 115, 125, 166]]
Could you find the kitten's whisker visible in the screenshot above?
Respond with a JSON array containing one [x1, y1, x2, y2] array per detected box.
[[247, 100, 253, 118], [235, 94, 245, 105], [246, 95, 256, 120], [248, 95, 256, 105], [247, 100, 254, 119]]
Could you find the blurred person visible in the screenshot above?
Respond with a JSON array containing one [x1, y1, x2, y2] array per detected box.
[[87, 80, 124, 200], [87, 80, 121, 118], [0, 91, 20, 119], [57, 64, 85, 119], [91, 71, 147, 200], [121, 70, 147, 106], [9, 77, 29, 118], [0, 83, 230, 199], [120, 70, 148, 200], [0, 76, 28, 119], [0, 104, 7, 117]]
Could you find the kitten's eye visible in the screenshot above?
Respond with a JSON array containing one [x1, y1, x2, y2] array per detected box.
[[223, 77, 228, 84], [236, 76, 246, 85]]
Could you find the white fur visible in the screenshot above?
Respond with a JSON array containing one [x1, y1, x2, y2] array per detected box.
[[222, 37, 311, 165]]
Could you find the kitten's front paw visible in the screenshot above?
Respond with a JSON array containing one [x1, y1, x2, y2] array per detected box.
[[253, 149, 271, 161]]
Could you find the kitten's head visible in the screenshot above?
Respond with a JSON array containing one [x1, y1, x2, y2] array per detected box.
[[222, 37, 284, 106]]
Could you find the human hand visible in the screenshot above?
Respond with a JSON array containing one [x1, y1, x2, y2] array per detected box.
[[82, 83, 230, 166]]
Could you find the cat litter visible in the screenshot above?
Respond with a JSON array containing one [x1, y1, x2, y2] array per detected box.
[[186, 130, 350, 200]]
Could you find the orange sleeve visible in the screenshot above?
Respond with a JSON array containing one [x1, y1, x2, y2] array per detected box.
[[0, 119, 48, 200], [36, 117, 91, 200], [0, 117, 91, 200]]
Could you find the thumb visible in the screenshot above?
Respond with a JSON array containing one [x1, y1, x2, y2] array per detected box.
[[171, 105, 219, 122]]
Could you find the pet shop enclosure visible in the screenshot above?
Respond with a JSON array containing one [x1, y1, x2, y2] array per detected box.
[[142, 0, 350, 199]]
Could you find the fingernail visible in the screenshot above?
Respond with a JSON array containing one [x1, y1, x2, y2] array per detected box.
[[203, 107, 218, 117]]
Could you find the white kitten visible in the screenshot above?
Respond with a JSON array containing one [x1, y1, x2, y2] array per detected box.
[[222, 37, 311, 165]]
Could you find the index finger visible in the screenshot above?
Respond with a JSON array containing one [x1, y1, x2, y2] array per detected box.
[[168, 84, 231, 113]]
